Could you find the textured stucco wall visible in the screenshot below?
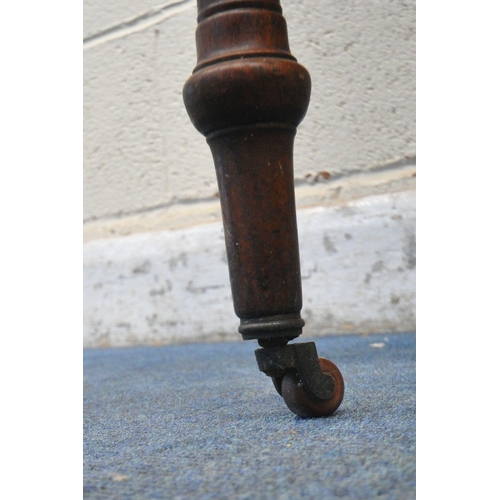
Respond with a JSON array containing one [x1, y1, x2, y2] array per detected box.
[[83, 0, 416, 346], [83, 0, 415, 227]]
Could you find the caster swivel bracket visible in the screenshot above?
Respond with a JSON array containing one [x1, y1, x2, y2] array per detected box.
[[255, 342, 335, 401]]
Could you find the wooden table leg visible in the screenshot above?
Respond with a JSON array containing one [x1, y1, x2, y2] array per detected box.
[[183, 0, 344, 418]]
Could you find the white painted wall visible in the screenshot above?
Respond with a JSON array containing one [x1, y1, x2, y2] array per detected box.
[[84, 189, 415, 348], [83, 0, 416, 347]]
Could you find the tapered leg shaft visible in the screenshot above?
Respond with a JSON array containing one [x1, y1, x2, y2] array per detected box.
[[183, 0, 344, 417]]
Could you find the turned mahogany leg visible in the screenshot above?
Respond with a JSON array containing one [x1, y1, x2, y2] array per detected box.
[[183, 0, 344, 417]]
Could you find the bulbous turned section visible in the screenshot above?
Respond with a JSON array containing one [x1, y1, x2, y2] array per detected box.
[[183, 0, 311, 135], [183, 58, 310, 136], [183, 0, 310, 341]]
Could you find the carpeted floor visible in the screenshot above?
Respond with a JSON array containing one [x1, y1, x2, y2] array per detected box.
[[83, 332, 415, 499]]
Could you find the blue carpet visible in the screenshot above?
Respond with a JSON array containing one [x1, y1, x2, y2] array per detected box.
[[83, 332, 415, 499]]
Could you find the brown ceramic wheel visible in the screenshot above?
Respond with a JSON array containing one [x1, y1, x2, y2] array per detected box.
[[281, 358, 344, 418]]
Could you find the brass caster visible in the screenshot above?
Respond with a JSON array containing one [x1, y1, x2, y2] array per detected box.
[[281, 358, 344, 418]]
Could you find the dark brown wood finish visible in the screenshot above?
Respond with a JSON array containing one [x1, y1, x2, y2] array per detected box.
[[183, 0, 345, 417], [183, 0, 310, 344]]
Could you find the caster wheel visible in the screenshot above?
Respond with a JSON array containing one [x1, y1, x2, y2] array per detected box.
[[281, 357, 344, 418]]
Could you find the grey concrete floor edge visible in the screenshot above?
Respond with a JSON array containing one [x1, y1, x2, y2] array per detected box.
[[84, 332, 416, 499]]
